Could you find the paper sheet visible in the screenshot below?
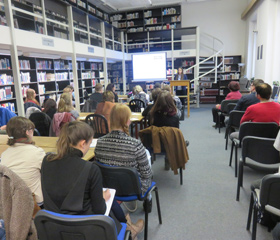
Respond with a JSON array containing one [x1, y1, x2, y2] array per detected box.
[[103, 188, 116, 216], [90, 139, 98, 148]]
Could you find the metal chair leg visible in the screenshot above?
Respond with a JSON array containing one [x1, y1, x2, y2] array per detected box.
[[252, 204, 258, 240], [144, 200, 149, 240], [180, 167, 183, 185], [229, 142, 234, 166], [247, 192, 254, 230], [235, 145, 238, 178], [236, 161, 243, 201], [154, 187, 162, 224]]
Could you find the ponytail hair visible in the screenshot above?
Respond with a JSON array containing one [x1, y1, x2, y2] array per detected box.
[[47, 121, 93, 161], [6, 116, 35, 146], [110, 104, 131, 135], [58, 93, 73, 113]]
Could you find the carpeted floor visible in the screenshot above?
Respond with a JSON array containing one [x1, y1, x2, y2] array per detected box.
[[125, 104, 273, 240]]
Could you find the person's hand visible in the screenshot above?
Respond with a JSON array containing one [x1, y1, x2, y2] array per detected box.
[[103, 189, 111, 202], [0, 125, 6, 130], [215, 104, 221, 109]]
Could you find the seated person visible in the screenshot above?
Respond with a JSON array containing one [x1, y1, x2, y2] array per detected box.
[[1, 116, 45, 207], [212, 81, 242, 128], [89, 83, 104, 109], [94, 104, 153, 213], [240, 83, 280, 124], [162, 84, 182, 118], [41, 121, 143, 239], [134, 85, 149, 106], [142, 88, 162, 117], [43, 98, 57, 120], [57, 93, 79, 119], [234, 79, 264, 111], [56, 86, 75, 107], [95, 90, 115, 131], [149, 90, 179, 128], [106, 83, 118, 103], [0, 107, 16, 131], [24, 88, 41, 113]]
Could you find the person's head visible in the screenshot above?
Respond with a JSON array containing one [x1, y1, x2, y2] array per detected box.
[[110, 104, 131, 135], [154, 82, 161, 89], [95, 83, 103, 93], [63, 87, 73, 94], [162, 85, 171, 92], [228, 81, 240, 92], [250, 79, 264, 92], [6, 116, 35, 146], [178, 67, 183, 75], [106, 83, 115, 92], [43, 98, 57, 113], [47, 121, 93, 161], [134, 85, 143, 94], [103, 90, 115, 102], [150, 90, 176, 124], [26, 88, 36, 100], [255, 83, 272, 100], [66, 85, 74, 92], [151, 88, 162, 102], [58, 93, 73, 112]]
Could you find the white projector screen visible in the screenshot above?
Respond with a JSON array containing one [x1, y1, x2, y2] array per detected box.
[[132, 52, 167, 81]]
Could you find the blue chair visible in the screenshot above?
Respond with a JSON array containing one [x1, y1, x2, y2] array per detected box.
[[94, 161, 162, 240], [34, 210, 130, 240]]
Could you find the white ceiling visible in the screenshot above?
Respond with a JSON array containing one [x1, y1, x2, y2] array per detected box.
[[89, 0, 218, 13]]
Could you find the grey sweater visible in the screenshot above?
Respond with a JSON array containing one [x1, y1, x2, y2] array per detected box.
[[94, 130, 152, 193]]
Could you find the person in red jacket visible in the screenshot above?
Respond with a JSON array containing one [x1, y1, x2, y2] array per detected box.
[[240, 83, 280, 124]]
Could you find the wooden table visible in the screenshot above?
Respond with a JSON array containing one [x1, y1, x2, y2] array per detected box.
[[169, 80, 190, 117], [78, 112, 144, 139], [0, 135, 95, 161]]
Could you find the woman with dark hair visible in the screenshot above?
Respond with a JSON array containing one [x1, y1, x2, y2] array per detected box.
[[174, 67, 187, 101], [212, 81, 242, 128], [106, 83, 118, 103], [1, 116, 45, 206], [43, 98, 57, 120], [149, 90, 180, 128], [142, 88, 162, 117]]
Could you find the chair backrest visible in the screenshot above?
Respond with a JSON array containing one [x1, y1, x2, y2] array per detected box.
[[220, 99, 239, 113], [94, 161, 142, 198], [226, 103, 237, 113], [242, 136, 280, 165], [259, 174, 280, 212], [239, 122, 279, 145], [29, 112, 51, 136], [34, 210, 118, 240], [85, 114, 109, 138], [129, 99, 145, 112], [228, 110, 245, 129]]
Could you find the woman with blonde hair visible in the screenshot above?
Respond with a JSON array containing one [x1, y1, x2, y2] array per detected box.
[[24, 88, 41, 113], [134, 85, 149, 106], [58, 93, 79, 119], [95, 104, 152, 239], [1, 116, 45, 206]]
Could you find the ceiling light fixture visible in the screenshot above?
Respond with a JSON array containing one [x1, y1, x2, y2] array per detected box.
[[100, 0, 117, 11], [24, 52, 61, 59]]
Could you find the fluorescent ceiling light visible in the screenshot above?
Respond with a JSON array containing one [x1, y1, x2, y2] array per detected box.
[[76, 57, 87, 61], [24, 52, 61, 59], [88, 58, 103, 62], [100, 0, 117, 11], [148, 0, 152, 4]]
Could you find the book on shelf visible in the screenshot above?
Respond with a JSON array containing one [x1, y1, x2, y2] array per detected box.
[[0, 74, 13, 85], [0, 58, 11, 70], [20, 72, 30, 83], [1, 102, 15, 112], [19, 60, 30, 69]]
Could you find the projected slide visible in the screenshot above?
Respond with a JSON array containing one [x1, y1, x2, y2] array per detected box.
[[132, 52, 166, 81]]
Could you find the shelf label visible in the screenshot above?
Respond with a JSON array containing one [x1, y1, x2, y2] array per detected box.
[[42, 38, 54, 47], [179, 51, 190, 56], [88, 47, 94, 53]]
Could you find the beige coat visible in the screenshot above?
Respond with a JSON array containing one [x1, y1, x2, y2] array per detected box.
[[0, 164, 37, 240]]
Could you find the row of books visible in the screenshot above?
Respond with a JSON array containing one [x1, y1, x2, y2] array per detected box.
[[162, 8, 177, 15], [19, 60, 30, 69], [182, 60, 195, 67], [0, 87, 13, 100], [1, 102, 15, 112], [81, 72, 95, 79], [0, 74, 13, 85], [54, 60, 69, 70], [22, 86, 29, 97], [36, 60, 52, 70], [0, 58, 11, 70], [20, 72, 31, 83], [144, 18, 158, 25], [38, 84, 45, 94], [220, 73, 240, 80]]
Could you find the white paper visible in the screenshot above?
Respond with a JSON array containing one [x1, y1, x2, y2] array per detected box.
[[79, 116, 86, 120], [130, 118, 139, 121], [103, 188, 116, 216], [90, 139, 98, 148]]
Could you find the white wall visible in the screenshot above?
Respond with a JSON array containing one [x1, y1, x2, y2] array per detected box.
[[181, 0, 248, 57], [245, 0, 280, 85]]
